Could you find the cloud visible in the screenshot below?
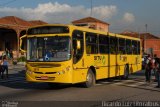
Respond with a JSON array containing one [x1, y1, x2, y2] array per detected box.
[[92, 5, 117, 19], [123, 12, 135, 23], [0, 2, 117, 24]]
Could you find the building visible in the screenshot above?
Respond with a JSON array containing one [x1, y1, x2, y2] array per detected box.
[[144, 39, 160, 57], [72, 17, 109, 32], [0, 16, 47, 59]]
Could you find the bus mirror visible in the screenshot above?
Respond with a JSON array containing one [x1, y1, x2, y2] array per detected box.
[[20, 35, 27, 53], [77, 40, 81, 49]]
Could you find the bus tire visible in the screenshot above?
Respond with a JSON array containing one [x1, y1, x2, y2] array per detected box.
[[123, 64, 129, 79], [83, 69, 95, 88]]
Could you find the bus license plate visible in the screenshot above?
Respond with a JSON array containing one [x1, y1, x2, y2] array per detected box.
[[41, 76, 48, 80]]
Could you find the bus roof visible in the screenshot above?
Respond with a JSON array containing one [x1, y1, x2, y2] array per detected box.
[[27, 24, 140, 41], [69, 24, 140, 41]]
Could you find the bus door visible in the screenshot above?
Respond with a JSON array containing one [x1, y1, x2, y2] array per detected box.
[[109, 36, 118, 78], [97, 35, 109, 79], [72, 30, 85, 83], [118, 38, 127, 76]]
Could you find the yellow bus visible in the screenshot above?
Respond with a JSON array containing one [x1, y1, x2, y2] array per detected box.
[[20, 24, 142, 88]]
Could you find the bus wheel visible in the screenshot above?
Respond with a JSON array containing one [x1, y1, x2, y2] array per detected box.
[[123, 64, 129, 79], [83, 69, 95, 88]]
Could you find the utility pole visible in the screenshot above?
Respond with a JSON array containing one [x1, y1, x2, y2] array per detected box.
[[145, 24, 148, 34], [144, 24, 147, 53], [90, 0, 93, 16], [137, 28, 140, 39]]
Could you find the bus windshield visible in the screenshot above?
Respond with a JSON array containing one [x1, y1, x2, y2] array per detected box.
[[27, 36, 71, 62]]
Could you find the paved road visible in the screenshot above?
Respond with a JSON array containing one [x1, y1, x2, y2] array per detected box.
[[0, 67, 160, 107]]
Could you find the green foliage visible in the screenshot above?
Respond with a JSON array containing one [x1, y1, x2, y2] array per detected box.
[[17, 56, 26, 62]]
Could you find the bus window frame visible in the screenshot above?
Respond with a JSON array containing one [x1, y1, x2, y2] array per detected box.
[[132, 40, 138, 55], [137, 41, 140, 54], [86, 32, 98, 54], [109, 36, 118, 55], [72, 30, 84, 64], [98, 34, 109, 54], [126, 39, 132, 55], [118, 38, 126, 54]]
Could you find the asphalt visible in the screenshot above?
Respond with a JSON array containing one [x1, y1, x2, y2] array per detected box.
[[4, 65, 160, 92]]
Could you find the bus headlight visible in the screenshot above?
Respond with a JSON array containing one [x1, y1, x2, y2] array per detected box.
[[57, 66, 71, 75], [57, 70, 65, 75], [27, 70, 33, 75]]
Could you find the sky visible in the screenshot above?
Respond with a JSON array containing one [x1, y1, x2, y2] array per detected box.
[[0, 0, 160, 36]]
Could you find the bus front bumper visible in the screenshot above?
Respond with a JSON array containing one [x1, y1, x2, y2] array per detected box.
[[26, 71, 72, 83]]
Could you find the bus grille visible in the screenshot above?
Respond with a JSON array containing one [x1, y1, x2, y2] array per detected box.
[[45, 72, 57, 74], [34, 72, 43, 74], [35, 77, 55, 80], [34, 72, 57, 74]]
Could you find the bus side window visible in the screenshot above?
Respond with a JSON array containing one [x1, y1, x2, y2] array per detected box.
[[86, 45, 91, 54], [86, 32, 98, 54], [126, 39, 132, 54], [110, 36, 117, 54], [137, 41, 140, 54], [99, 35, 109, 54], [132, 40, 138, 55], [118, 38, 126, 54]]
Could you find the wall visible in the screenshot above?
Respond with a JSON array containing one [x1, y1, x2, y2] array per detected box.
[[145, 39, 160, 57], [73, 22, 109, 32], [96, 22, 109, 32]]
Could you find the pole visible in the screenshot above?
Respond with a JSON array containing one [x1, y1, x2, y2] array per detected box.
[[90, 0, 92, 16], [137, 28, 140, 39], [144, 24, 147, 53], [17, 29, 20, 59]]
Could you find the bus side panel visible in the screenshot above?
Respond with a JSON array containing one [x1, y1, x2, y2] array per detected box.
[[138, 54, 142, 71], [126, 55, 132, 73], [72, 56, 88, 84], [117, 54, 126, 76], [130, 55, 142, 73], [109, 55, 116, 78], [93, 54, 109, 79], [110, 54, 127, 77], [72, 68, 88, 84], [131, 55, 136, 73]]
